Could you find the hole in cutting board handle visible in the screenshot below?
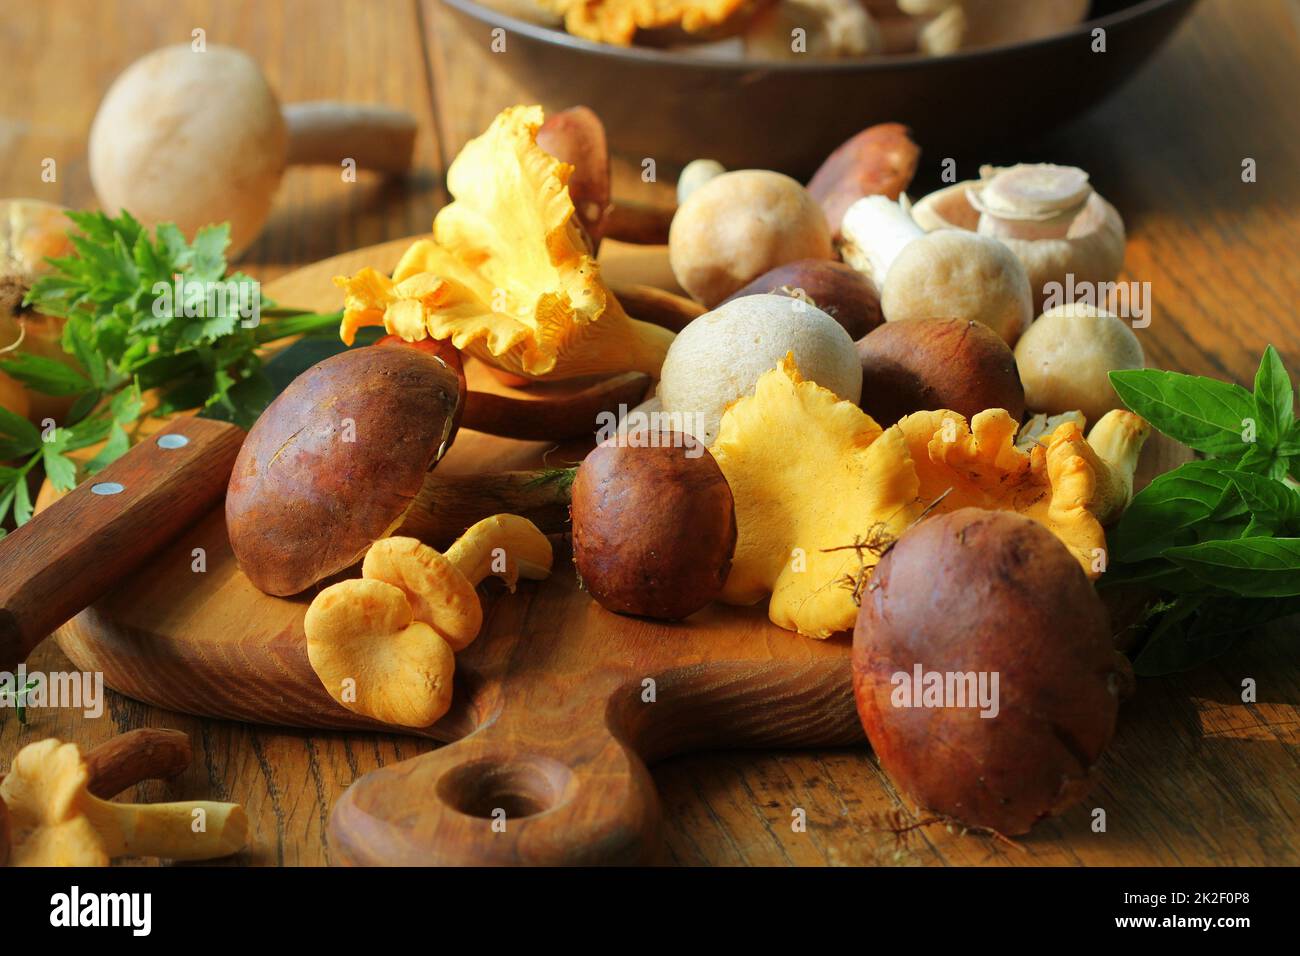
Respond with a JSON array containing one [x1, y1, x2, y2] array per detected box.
[[437, 755, 573, 820]]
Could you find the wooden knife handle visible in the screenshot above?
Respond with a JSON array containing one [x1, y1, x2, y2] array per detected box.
[[0, 417, 245, 671]]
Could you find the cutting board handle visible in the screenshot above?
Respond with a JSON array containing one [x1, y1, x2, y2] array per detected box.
[[0, 417, 244, 671], [328, 695, 662, 866]]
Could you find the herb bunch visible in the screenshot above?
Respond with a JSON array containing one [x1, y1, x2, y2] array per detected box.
[[0, 210, 340, 533], [1105, 347, 1300, 674]]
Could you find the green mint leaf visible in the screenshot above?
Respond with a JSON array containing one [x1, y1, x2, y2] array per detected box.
[[1253, 346, 1294, 448], [1108, 459, 1241, 563], [1110, 368, 1258, 457], [0, 354, 92, 397], [1228, 471, 1300, 532], [1165, 537, 1300, 597]]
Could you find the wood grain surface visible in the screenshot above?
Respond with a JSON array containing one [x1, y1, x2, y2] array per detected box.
[[1, 0, 1298, 866]]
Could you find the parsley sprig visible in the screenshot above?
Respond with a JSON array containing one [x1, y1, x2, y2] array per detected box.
[[0, 210, 340, 533], [1105, 347, 1300, 673]]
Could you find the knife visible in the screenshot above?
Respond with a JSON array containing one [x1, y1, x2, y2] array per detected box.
[[0, 334, 355, 673]]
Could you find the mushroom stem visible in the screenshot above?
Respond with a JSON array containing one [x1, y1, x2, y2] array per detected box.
[[84, 728, 193, 800], [971, 164, 1093, 241], [397, 469, 575, 549], [444, 514, 554, 590], [839, 195, 924, 286], [283, 102, 417, 174], [1086, 410, 1151, 524], [88, 797, 248, 862]]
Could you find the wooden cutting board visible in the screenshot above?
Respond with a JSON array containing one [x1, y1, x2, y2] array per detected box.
[[49, 238, 863, 866]]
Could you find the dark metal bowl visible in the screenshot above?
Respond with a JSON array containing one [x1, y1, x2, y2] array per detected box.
[[440, 0, 1198, 176]]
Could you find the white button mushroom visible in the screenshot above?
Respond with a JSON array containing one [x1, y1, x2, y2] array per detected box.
[[658, 293, 862, 446], [89, 44, 417, 258], [840, 194, 1033, 345]]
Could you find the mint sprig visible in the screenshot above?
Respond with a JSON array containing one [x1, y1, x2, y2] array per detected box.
[[1106, 346, 1300, 673]]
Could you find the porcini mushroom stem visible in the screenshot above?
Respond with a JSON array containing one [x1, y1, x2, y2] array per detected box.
[[444, 514, 554, 590], [89, 798, 248, 862], [839, 195, 924, 286], [397, 469, 575, 549], [84, 728, 193, 800]]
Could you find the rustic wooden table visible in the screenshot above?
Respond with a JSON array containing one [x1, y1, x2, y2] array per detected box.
[[1, 0, 1297, 866]]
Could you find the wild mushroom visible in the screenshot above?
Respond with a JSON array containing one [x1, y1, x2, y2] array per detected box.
[[0, 199, 79, 423], [658, 293, 862, 446], [840, 194, 1034, 345], [1013, 303, 1145, 425], [540, 0, 757, 45], [677, 158, 726, 205], [911, 164, 1126, 314], [0, 738, 246, 866], [536, 106, 612, 250], [743, 0, 883, 61], [570, 431, 736, 620], [337, 105, 675, 381], [856, 317, 1024, 426], [853, 506, 1120, 836], [710, 355, 921, 637], [226, 344, 463, 596], [668, 169, 833, 308], [305, 519, 552, 727], [89, 44, 417, 258], [806, 122, 919, 241], [891, 405, 1149, 574], [722, 258, 883, 339]]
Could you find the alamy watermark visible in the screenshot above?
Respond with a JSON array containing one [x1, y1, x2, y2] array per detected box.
[[0, 664, 104, 719], [1041, 274, 1152, 328], [594, 405, 707, 458], [891, 664, 1000, 719]]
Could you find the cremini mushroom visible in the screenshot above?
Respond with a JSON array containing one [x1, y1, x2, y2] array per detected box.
[[1013, 303, 1145, 425], [89, 44, 416, 258], [669, 169, 833, 307], [305, 519, 552, 727], [0, 738, 247, 866], [911, 164, 1126, 313], [840, 194, 1033, 345], [658, 293, 862, 445]]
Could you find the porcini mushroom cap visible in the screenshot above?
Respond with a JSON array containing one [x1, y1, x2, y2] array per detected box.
[[1013, 303, 1145, 425], [89, 44, 288, 257], [658, 293, 862, 445], [881, 230, 1033, 346], [669, 170, 833, 308], [305, 577, 456, 728], [226, 345, 463, 596]]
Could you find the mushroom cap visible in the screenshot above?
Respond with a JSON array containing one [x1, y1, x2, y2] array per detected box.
[[912, 179, 1126, 315], [658, 293, 862, 446], [226, 345, 463, 596], [669, 170, 833, 308], [305, 577, 456, 728], [0, 739, 108, 866], [880, 230, 1033, 346], [89, 44, 288, 258], [363, 536, 482, 651], [721, 258, 883, 339], [1014, 303, 1145, 425]]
